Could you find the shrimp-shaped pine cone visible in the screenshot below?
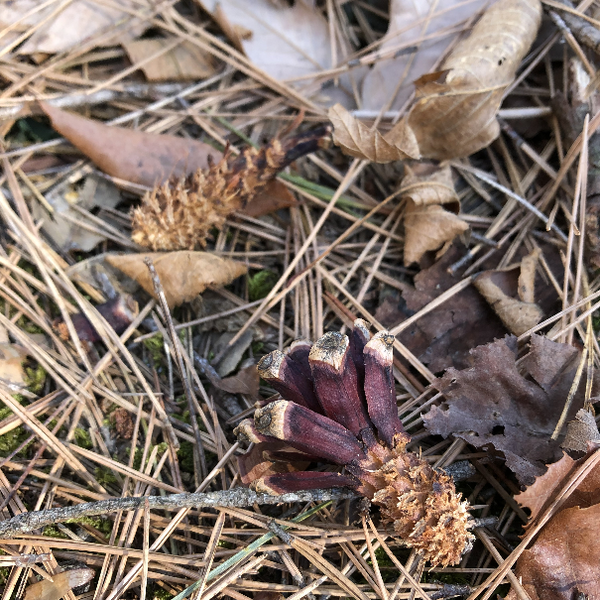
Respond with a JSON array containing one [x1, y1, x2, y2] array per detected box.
[[234, 320, 473, 567]]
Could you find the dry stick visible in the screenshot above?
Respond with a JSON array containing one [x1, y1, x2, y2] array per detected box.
[[0, 488, 357, 540], [561, 113, 589, 344], [452, 163, 568, 241], [144, 258, 207, 480]]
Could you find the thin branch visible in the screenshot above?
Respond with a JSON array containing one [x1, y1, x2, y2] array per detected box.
[[0, 488, 357, 539]]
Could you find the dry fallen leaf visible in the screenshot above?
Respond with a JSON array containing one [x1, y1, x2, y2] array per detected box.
[[105, 252, 247, 308], [123, 37, 216, 81], [507, 447, 600, 599], [562, 408, 600, 456], [0, 343, 29, 388], [425, 334, 584, 484], [217, 364, 260, 398], [330, 0, 542, 161], [401, 164, 467, 265], [24, 568, 94, 600], [473, 251, 544, 336], [198, 0, 356, 106], [244, 180, 298, 218], [40, 103, 220, 187], [404, 202, 468, 265], [7, 1, 146, 56], [31, 174, 122, 252], [328, 103, 420, 162], [376, 244, 507, 372], [361, 0, 489, 112]]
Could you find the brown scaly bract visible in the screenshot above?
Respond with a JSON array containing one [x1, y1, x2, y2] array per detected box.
[[131, 125, 331, 251], [234, 321, 473, 567]]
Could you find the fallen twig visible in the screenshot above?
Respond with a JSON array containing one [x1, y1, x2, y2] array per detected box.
[[0, 487, 357, 539]]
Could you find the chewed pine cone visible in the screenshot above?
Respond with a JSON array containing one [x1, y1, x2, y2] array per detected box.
[[234, 321, 473, 567], [131, 125, 331, 251]]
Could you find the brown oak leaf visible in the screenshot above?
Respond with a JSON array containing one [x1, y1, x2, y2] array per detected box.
[[507, 447, 600, 599], [424, 334, 584, 484]]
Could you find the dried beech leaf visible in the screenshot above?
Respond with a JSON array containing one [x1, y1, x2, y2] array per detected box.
[[474, 268, 543, 336], [403, 200, 468, 265], [508, 503, 600, 600], [406, 0, 542, 159], [508, 450, 600, 599], [328, 103, 420, 162], [40, 103, 220, 187], [401, 164, 459, 208], [361, 0, 489, 111], [105, 252, 247, 308], [24, 568, 94, 600], [330, 0, 541, 161], [425, 334, 583, 484], [122, 37, 216, 81], [199, 0, 347, 87], [515, 452, 579, 523]]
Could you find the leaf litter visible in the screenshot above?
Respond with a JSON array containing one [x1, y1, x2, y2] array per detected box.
[[0, 0, 599, 598]]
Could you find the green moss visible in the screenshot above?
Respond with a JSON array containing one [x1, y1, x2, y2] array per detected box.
[[74, 427, 93, 449], [42, 524, 69, 539], [248, 270, 278, 301], [143, 334, 165, 367], [0, 406, 31, 457], [9, 117, 58, 144], [130, 442, 168, 471], [95, 466, 118, 486], [24, 364, 46, 394], [151, 584, 173, 600], [177, 441, 195, 474], [66, 515, 112, 536]]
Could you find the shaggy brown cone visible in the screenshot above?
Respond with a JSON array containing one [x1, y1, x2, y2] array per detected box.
[[131, 125, 331, 251], [235, 321, 473, 567]]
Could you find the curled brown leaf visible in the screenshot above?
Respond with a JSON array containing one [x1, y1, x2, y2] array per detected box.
[[401, 164, 467, 265], [328, 103, 420, 162], [329, 0, 542, 161]]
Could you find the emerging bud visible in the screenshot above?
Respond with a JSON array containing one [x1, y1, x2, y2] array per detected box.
[[257, 348, 321, 412], [363, 331, 405, 445], [254, 399, 363, 465], [308, 332, 371, 435]]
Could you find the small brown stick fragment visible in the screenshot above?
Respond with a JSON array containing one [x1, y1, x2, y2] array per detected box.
[[56, 295, 138, 343], [0, 487, 357, 539], [254, 399, 364, 465], [363, 331, 405, 445], [257, 349, 321, 412], [308, 331, 372, 434], [144, 257, 207, 479]]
